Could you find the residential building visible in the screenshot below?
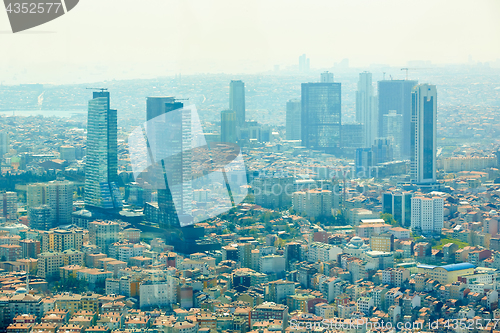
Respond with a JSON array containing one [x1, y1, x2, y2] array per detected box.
[[411, 196, 444, 234]]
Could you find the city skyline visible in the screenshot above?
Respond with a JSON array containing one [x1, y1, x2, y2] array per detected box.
[[1, 0, 500, 328], [0, 0, 499, 83]]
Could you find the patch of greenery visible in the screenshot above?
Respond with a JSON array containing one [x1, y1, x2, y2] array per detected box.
[[433, 238, 469, 250]]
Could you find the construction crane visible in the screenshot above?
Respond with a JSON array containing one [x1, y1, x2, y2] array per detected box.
[[401, 68, 430, 80], [86, 88, 108, 92]]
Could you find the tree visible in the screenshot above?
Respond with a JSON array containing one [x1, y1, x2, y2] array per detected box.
[[380, 213, 397, 226]]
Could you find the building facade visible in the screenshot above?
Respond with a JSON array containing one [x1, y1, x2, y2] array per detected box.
[[377, 80, 417, 158], [301, 74, 341, 154], [84, 91, 122, 210], [229, 80, 245, 126], [411, 196, 444, 234], [410, 84, 437, 185], [356, 72, 377, 148], [286, 99, 301, 141]]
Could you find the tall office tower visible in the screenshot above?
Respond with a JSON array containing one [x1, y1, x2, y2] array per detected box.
[[29, 205, 52, 231], [355, 148, 373, 178], [299, 54, 310, 72], [411, 196, 443, 234], [383, 110, 403, 160], [47, 180, 74, 227], [356, 72, 378, 147], [320, 71, 334, 83], [221, 110, 237, 143], [378, 80, 418, 158], [410, 84, 437, 185], [286, 100, 301, 141], [382, 192, 413, 227], [229, 80, 245, 126], [371, 138, 393, 165], [147, 96, 183, 122], [85, 91, 122, 210], [0, 132, 9, 157], [301, 74, 342, 154], [146, 97, 191, 229], [2, 192, 17, 221]]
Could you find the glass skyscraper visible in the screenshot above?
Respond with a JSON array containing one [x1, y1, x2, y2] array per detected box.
[[356, 71, 378, 148], [84, 91, 122, 210], [230, 80, 245, 126], [377, 80, 417, 158], [146, 97, 191, 229], [301, 74, 341, 154], [411, 84, 437, 185]]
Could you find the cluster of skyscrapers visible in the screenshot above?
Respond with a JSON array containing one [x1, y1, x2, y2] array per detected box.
[[286, 71, 438, 186]]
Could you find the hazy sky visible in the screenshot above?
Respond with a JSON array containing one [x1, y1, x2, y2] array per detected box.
[[1, 0, 499, 83]]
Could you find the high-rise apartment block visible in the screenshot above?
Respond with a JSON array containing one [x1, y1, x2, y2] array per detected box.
[[292, 189, 332, 218], [88, 221, 119, 253], [29, 205, 52, 231], [27, 180, 73, 228], [356, 72, 378, 147], [411, 196, 444, 234], [2, 192, 17, 221], [229, 80, 245, 126], [286, 100, 301, 141], [301, 74, 341, 154], [84, 91, 122, 210], [411, 84, 437, 185], [27, 184, 47, 209], [48, 180, 74, 226]]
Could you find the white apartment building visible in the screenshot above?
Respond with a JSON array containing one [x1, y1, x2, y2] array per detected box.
[[139, 276, 179, 309], [307, 242, 342, 263], [292, 189, 332, 218], [411, 196, 444, 234]]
